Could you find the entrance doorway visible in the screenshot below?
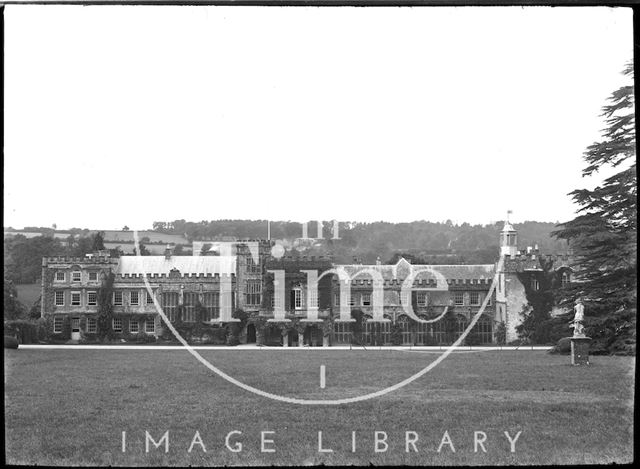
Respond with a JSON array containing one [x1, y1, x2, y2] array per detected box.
[[303, 325, 322, 347], [71, 318, 81, 341], [246, 324, 256, 344], [287, 329, 299, 347]]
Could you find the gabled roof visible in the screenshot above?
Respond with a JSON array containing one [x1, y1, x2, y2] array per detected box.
[[116, 256, 236, 276], [334, 257, 495, 281]]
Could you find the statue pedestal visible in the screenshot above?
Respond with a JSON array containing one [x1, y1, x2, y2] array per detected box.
[[570, 336, 591, 365]]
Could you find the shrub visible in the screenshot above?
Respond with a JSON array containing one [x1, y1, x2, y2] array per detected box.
[[495, 322, 506, 345], [465, 332, 482, 346], [160, 327, 178, 343], [227, 309, 247, 343], [4, 336, 19, 349], [79, 334, 99, 344], [134, 332, 156, 344], [548, 337, 571, 355], [36, 317, 50, 342], [423, 334, 439, 346], [203, 327, 227, 345], [4, 320, 40, 344]]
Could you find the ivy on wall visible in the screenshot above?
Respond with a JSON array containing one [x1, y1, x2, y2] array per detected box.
[[96, 272, 115, 342], [515, 257, 569, 345]]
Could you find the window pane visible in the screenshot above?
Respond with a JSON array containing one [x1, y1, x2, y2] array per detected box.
[[71, 292, 81, 306], [469, 292, 480, 306], [113, 291, 123, 305], [453, 292, 464, 306], [87, 292, 97, 306]]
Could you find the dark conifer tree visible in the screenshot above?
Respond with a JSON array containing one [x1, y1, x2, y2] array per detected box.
[[552, 62, 636, 354]]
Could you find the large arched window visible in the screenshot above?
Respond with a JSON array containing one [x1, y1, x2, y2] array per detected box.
[[475, 317, 493, 344], [429, 316, 447, 344], [162, 292, 179, 322], [363, 317, 391, 345], [333, 321, 352, 344], [455, 315, 467, 340], [397, 316, 412, 345]]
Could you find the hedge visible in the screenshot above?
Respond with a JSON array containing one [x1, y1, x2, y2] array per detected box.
[[4, 320, 43, 344]]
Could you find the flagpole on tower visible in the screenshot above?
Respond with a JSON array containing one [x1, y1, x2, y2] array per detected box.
[[507, 210, 513, 223]]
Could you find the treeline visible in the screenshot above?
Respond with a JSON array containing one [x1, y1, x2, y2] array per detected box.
[[4, 219, 568, 285], [153, 219, 568, 264], [4, 232, 109, 285]]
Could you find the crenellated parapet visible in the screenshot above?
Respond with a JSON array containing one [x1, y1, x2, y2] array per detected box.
[[43, 256, 118, 266], [115, 272, 235, 280], [330, 275, 494, 288]]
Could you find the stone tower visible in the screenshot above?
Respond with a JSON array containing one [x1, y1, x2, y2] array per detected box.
[[495, 219, 526, 343], [500, 220, 518, 258]]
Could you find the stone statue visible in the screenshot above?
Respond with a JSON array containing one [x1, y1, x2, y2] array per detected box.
[[571, 299, 585, 337]]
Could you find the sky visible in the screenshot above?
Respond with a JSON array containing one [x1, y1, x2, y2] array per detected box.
[[3, 5, 634, 231]]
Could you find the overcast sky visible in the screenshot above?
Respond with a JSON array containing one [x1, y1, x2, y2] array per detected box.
[[3, 6, 634, 231]]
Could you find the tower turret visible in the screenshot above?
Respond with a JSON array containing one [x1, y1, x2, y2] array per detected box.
[[500, 219, 518, 257]]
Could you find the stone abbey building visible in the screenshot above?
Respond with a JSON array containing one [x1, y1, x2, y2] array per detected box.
[[40, 222, 572, 346]]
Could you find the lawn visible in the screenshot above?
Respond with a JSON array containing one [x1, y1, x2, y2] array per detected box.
[[4, 348, 635, 466]]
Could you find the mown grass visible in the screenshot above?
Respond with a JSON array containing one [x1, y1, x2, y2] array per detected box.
[[4, 349, 634, 466]]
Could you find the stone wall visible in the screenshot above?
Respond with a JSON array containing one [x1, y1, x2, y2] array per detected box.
[[504, 272, 527, 342]]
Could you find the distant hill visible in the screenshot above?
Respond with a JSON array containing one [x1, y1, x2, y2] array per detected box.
[[4, 220, 569, 284], [151, 219, 569, 264]]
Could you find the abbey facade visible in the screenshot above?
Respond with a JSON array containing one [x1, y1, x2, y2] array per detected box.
[[40, 222, 572, 346]]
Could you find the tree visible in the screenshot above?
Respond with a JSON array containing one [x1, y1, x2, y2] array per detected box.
[[4, 235, 64, 283], [515, 258, 567, 345], [96, 272, 115, 342], [122, 225, 130, 231], [552, 62, 636, 354], [92, 231, 105, 251], [4, 277, 26, 320]]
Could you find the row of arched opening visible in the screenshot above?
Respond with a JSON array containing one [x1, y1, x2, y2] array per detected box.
[[245, 323, 324, 347], [334, 315, 494, 346], [243, 314, 494, 347]]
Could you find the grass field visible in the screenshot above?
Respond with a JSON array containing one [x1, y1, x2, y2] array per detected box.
[[4, 348, 635, 466]]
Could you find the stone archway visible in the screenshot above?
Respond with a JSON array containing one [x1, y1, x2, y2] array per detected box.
[[263, 324, 283, 346], [246, 323, 256, 344], [287, 329, 299, 347], [303, 325, 322, 347]]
